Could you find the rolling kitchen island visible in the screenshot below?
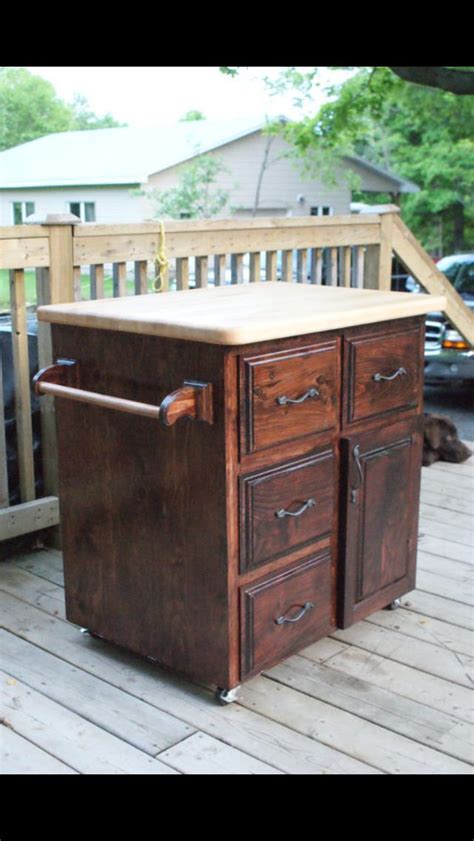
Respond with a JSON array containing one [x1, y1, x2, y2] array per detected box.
[[36, 283, 445, 703]]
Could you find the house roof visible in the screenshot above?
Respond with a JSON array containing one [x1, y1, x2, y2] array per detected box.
[[0, 118, 265, 189], [346, 153, 419, 193], [0, 118, 419, 193]]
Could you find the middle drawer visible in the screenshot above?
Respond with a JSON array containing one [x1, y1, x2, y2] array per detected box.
[[240, 449, 335, 572]]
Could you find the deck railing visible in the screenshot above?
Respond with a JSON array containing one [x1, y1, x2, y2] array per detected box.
[[1, 206, 473, 542]]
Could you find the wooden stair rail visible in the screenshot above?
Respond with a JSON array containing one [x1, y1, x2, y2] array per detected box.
[[391, 214, 474, 346]]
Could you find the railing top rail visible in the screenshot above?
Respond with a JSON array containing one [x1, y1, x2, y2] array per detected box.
[[0, 225, 48, 239], [73, 212, 385, 238]]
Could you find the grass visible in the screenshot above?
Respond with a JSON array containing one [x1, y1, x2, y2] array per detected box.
[[0, 269, 148, 312]]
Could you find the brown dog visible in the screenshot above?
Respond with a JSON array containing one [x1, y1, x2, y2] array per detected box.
[[423, 413, 472, 466]]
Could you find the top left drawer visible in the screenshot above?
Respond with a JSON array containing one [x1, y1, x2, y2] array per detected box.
[[240, 338, 340, 454]]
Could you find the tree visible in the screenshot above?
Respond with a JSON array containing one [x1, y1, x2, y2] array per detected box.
[[220, 66, 474, 95], [220, 66, 474, 253], [0, 67, 72, 150], [140, 153, 231, 219], [0, 67, 124, 151], [180, 110, 206, 121], [305, 68, 474, 254], [68, 93, 124, 130], [388, 67, 474, 96]]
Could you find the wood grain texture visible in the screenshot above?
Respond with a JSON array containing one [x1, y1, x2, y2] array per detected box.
[[1, 629, 194, 754], [240, 338, 340, 454], [37, 283, 445, 346], [240, 449, 335, 572], [266, 657, 473, 767], [43, 311, 429, 698], [2, 437, 470, 775], [0, 357, 9, 507], [72, 220, 382, 265], [0, 671, 178, 774], [158, 732, 283, 774], [1, 726, 77, 775], [241, 551, 334, 678], [339, 415, 423, 628], [51, 325, 232, 689], [9, 269, 35, 501], [0, 588, 376, 774], [345, 324, 421, 425]]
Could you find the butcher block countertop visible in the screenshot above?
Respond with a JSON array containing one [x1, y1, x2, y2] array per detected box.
[[37, 284, 446, 346]]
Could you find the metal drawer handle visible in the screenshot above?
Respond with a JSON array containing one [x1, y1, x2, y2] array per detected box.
[[275, 498, 316, 519], [372, 367, 407, 382], [351, 444, 364, 504], [277, 387, 319, 406], [275, 602, 315, 625]]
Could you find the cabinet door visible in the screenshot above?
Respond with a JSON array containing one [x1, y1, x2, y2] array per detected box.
[[339, 416, 423, 628]]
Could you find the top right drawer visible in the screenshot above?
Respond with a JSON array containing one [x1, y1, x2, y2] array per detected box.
[[343, 318, 423, 427]]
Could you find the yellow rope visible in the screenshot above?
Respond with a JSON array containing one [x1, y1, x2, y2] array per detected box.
[[152, 221, 169, 293]]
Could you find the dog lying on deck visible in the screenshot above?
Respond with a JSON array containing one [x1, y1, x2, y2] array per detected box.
[[423, 413, 472, 466]]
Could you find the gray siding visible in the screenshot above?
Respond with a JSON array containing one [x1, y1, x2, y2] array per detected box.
[[144, 132, 352, 219]]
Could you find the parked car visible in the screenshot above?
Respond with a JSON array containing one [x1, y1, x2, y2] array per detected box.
[[407, 254, 474, 385]]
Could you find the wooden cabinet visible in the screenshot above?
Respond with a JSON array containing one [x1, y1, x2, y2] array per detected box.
[[239, 338, 339, 454], [239, 449, 335, 572], [338, 416, 423, 628], [37, 289, 428, 702], [240, 550, 333, 678]]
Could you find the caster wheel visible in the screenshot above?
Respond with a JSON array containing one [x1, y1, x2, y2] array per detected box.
[[385, 598, 402, 611], [215, 686, 240, 705], [79, 627, 90, 634]]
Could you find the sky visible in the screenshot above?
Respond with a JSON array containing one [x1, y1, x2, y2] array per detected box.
[[25, 66, 355, 127]]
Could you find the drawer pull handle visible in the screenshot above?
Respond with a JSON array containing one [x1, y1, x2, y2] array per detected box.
[[275, 498, 316, 519], [275, 602, 315, 625], [276, 387, 319, 406], [351, 444, 364, 504], [372, 367, 407, 383]]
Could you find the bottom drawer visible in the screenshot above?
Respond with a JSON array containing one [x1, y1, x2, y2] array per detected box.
[[240, 551, 333, 678]]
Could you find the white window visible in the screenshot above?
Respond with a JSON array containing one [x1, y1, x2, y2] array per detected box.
[[12, 201, 35, 224], [68, 201, 96, 222], [310, 206, 333, 217]]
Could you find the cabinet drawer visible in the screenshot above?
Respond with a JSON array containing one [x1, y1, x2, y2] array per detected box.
[[240, 552, 333, 678], [240, 340, 339, 454], [345, 323, 422, 425], [240, 450, 335, 572]]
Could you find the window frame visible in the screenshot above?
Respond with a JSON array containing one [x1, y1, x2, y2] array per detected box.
[[310, 206, 333, 217], [12, 201, 36, 225], [68, 201, 96, 222]]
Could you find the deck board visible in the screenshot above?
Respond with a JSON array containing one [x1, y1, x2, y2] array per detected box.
[[0, 455, 472, 774]]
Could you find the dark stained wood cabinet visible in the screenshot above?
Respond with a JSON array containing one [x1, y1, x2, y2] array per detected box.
[[338, 416, 423, 628], [36, 288, 428, 703]]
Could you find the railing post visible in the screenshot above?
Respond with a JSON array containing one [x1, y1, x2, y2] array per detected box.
[[37, 213, 80, 303], [28, 213, 80, 545], [377, 205, 400, 292], [359, 205, 400, 291], [0, 347, 9, 508]]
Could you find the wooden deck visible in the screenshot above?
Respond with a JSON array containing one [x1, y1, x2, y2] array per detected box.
[[1, 451, 473, 775]]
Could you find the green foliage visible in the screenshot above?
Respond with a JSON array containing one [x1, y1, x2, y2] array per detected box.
[[353, 80, 474, 253], [0, 67, 72, 150], [141, 153, 231, 219], [68, 93, 124, 130], [219, 67, 239, 77], [256, 66, 474, 253], [0, 67, 124, 151], [179, 110, 206, 121]]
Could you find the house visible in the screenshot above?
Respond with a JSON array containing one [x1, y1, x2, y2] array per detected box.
[[0, 117, 418, 225]]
